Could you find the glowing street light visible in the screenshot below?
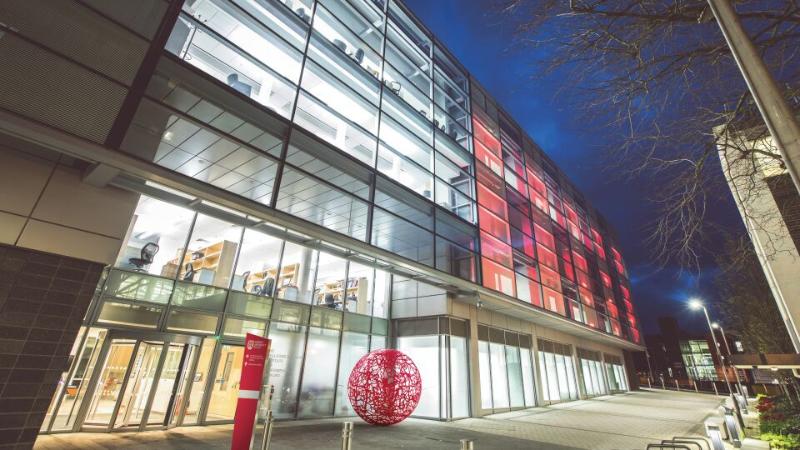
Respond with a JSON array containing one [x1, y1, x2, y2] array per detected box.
[[688, 299, 733, 396], [712, 322, 746, 403]]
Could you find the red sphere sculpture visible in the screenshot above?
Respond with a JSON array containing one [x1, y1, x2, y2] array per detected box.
[[347, 349, 421, 425]]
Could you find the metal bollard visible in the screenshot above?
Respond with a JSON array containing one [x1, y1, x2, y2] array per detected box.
[[661, 379, 665, 390], [460, 439, 475, 450], [713, 382, 719, 396], [647, 378, 652, 389], [341, 422, 354, 450], [694, 381, 699, 392], [260, 410, 274, 450], [675, 380, 680, 391]]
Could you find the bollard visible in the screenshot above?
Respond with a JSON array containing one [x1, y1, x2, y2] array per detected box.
[[341, 422, 354, 450], [661, 379, 666, 390], [260, 410, 274, 450], [713, 382, 719, 396], [694, 381, 699, 392], [647, 378, 652, 389], [460, 439, 474, 450], [675, 380, 680, 391]]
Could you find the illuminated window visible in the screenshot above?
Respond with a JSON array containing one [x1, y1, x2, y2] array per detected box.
[[480, 231, 513, 268], [475, 140, 503, 177], [536, 243, 558, 270], [572, 252, 588, 273], [478, 206, 510, 243], [600, 271, 612, 289], [482, 258, 516, 297], [539, 265, 561, 291], [477, 182, 507, 219], [542, 287, 565, 316], [534, 224, 555, 249]]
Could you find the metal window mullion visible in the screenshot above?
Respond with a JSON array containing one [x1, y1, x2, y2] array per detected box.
[[269, 0, 319, 210], [216, 226, 248, 336]]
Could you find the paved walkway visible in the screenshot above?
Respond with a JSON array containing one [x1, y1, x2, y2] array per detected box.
[[34, 390, 724, 450]]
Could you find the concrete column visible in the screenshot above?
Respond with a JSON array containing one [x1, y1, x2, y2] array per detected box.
[[466, 304, 482, 417]]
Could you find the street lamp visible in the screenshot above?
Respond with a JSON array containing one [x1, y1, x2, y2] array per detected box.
[[712, 322, 746, 403], [689, 299, 734, 396]]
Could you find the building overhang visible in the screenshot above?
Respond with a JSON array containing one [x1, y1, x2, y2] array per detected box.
[[730, 353, 800, 369], [0, 109, 645, 352]]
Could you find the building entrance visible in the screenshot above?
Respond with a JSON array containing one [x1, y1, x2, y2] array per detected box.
[[42, 328, 203, 433]]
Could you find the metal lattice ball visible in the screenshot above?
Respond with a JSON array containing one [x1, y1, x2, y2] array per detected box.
[[347, 349, 422, 425]]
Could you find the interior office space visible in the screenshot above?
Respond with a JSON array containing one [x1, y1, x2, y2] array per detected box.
[[0, 0, 643, 447]]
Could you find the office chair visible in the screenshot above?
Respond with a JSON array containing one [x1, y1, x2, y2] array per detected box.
[[183, 263, 196, 281], [128, 243, 159, 271]]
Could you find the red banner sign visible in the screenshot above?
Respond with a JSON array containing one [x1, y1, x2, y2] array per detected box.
[[231, 333, 271, 450]]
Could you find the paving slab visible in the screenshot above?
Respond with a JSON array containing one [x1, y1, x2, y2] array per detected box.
[[34, 390, 725, 450]]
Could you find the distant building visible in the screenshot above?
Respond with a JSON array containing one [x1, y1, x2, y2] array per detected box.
[[717, 130, 800, 352]]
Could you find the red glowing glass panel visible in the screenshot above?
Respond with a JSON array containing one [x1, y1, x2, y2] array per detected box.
[[536, 243, 558, 269], [568, 221, 581, 239], [480, 231, 513, 268], [572, 252, 588, 273], [583, 307, 599, 329], [477, 182, 507, 219], [561, 261, 575, 282], [591, 228, 603, 245], [534, 223, 555, 249], [531, 190, 547, 212], [564, 204, 578, 223], [539, 264, 561, 291], [595, 243, 606, 260], [582, 233, 594, 250], [478, 206, 510, 243], [482, 257, 516, 297], [527, 169, 546, 195], [576, 270, 591, 290], [610, 319, 622, 336], [510, 228, 535, 258], [600, 271, 612, 289], [473, 116, 501, 155], [542, 287, 566, 316], [606, 300, 619, 318], [620, 285, 630, 300], [475, 140, 503, 177], [504, 171, 528, 198], [579, 287, 594, 306]]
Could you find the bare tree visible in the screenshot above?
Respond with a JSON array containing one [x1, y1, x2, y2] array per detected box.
[[495, 0, 800, 270]]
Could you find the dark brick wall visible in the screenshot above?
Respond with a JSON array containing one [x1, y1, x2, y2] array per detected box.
[[0, 244, 103, 450]]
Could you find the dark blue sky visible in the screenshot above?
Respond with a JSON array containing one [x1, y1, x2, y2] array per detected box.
[[403, 0, 742, 334]]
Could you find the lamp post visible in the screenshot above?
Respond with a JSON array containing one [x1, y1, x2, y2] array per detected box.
[[689, 299, 733, 396], [712, 322, 746, 402]]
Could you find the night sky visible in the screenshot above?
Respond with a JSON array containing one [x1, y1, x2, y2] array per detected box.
[[403, 0, 746, 335]]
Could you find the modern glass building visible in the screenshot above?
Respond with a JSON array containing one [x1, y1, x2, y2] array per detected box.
[[0, 0, 643, 443]]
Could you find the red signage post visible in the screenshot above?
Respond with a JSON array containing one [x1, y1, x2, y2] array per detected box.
[[231, 333, 271, 450]]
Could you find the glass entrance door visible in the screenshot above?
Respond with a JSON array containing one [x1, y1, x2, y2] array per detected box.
[[74, 333, 201, 432], [114, 341, 164, 429]]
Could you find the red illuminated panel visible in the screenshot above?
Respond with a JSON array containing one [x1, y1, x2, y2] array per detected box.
[[576, 270, 591, 290], [629, 327, 641, 343], [539, 265, 561, 291], [534, 223, 555, 249], [579, 287, 594, 306], [627, 313, 637, 328], [615, 260, 625, 276], [611, 247, 622, 261], [515, 274, 543, 307], [527, 168, 546, 194], [475, 140, 503, 177], [584, 307, 599, 329], [473, 116, 501, 155], [572, 252, 588, 273], [504, 170, 528, 198], [550, 207, 566, 228], [582, 233, 594, 250], [480, 231, 513, 268], [508, 207, 532, 237], [591, 228, 603, 245], [564, 204, 578, 223], [542, 287, 566, 316], [530, 190, 547, 212], [482, 257, 515, 297], [477, 182, 507, 219], [606, 299, 619, 318], [478, 206, 510, 243], [610, 319, 622, 336], [515, 260, 539, 282], [536, 243, 558, 269], [568, 220, 581, 239], [620, 285, 630, 300], [561, 261, 575, 282], [595, 244, 606, 260], [600, 271, 612, 289]]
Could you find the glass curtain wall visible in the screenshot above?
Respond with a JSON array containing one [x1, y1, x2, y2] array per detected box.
[[537, 339, 578, 404], [149, 0, 641, 343], [395, 317, 470, 420], [477, 325, 536, 412], [604, 354, 629, 392], [577, 348, 607, 397]]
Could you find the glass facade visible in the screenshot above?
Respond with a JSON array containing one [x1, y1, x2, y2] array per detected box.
[[477, 325, 536, 412], [680, 340, 719, 381], [115, 0, 643, 344], [26, 0, 640, 435], [396, 317, 471, 420], [577, 348, 607, 397], [537, 340, 579, 404]]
